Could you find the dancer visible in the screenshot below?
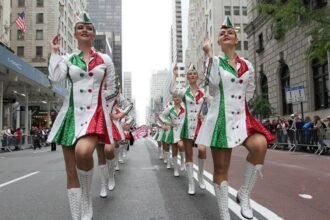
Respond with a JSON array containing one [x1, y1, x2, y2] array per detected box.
[[197, 17, 275, 219], [48, 11, 118, 220], [96, 92, 133, 197], [159, 94, 185, 176], [170, 64, 207, 195]]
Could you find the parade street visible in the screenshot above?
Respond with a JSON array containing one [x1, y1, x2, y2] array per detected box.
[[0, 138, 329, 220]]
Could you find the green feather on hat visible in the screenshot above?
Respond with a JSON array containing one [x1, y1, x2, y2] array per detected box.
[[221, 16, 234, 28]]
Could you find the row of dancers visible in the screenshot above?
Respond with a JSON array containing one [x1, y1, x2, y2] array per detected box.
[[47, 11, 136, 220], [151, 16, 275, 220]]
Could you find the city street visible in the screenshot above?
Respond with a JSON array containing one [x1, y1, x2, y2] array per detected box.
[[0, 138, 328, 219]]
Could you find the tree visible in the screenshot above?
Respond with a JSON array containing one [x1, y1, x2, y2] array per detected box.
[[249, 95, 274, 120], [256, 0, 330, 62]]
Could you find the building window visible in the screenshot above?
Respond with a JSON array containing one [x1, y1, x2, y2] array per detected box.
[[234, 6, 240, 15], [18, 0, 25, 7], [224, 6, 231, 15], [36, 0, 43, 7], [280, 64, 292, 115], [242, 6, 247, 16], [36, 46, 43, 57], [234, 23, 241, 33], [244, 41, 248, 50], [36, 13, 44, 24], [243, 24, 248, 33], [260, 65, 269, 100], [17, 30, 24, 40], [313, 60, 329, 110], [236, 41, 242, 50], [17, 46, 24, 57], [36, 30, 43, 40], [256, 33, 264, 53]]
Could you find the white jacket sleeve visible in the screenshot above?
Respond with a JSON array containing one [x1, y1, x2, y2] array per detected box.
[[245, 61, 255, 102], [159, 107, 171, 124], [48, 53, 69, 82], [102, 54, 119, 101]]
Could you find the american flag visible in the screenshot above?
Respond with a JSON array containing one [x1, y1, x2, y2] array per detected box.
[[133, 125, 148, 140], [15, 11, 26, 33]]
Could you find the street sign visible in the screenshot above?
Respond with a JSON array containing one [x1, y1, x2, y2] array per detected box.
[[285, 85, 306, 104]]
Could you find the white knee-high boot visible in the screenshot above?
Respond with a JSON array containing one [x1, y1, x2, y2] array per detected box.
[[118, 145, 124, 163], [114, 148, 120, 171], [186, 162, 195, 195], [77, 168, 93, 220], [180, 152, 186, 171], [98, 165, 108, 198], [163, 151, 168, 164], [166, 152, 171, 169], [236, 161, 263, 219], [107, 159, 116, 191], [158, 147, 163, 159], [67, 188, 81, 220], [173, 156, 179, 177], [214, 181, 231, 220], [198, 158, 206, 189]]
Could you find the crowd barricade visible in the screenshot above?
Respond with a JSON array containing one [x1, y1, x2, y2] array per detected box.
[[269, 128, 330, 155]]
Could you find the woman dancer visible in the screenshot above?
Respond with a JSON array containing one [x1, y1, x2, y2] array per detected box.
[[196, 17, 275, 219], [159, 94, 186, 176], [48, 12, 118, 220], [95, 92, 133, 197], [171, 64, 207, 195]]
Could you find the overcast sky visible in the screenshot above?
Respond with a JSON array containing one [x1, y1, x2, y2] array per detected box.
[[122, 0, 189, 125]]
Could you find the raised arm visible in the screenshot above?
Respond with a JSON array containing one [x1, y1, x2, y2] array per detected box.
[[170, 64, 186, 97], [203, 39, 220, 87], [48, 35, 69, 82]]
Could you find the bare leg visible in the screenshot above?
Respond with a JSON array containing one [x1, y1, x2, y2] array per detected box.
[[62, 147, 79, 188], [183, 139, 193, 162]]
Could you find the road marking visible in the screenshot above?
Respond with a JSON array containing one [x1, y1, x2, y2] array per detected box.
[[33, 150, 50, 154], [147, 138, 283, 220], [299, 194, 313, 199], [0, 171, 40, 188]]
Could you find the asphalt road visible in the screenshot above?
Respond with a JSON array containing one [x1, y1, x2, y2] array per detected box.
[[0, 138, 328, 219]]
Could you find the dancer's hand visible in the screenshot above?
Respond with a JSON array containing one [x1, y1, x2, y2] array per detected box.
[[202, 38, 212, 57], [173, 63, 178, 78], [50, 34, 60, 54]]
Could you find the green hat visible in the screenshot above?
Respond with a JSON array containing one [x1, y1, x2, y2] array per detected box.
[[76, 11, 93, 24], [221, 16, 234, 28], [188, 63, 196, 71]]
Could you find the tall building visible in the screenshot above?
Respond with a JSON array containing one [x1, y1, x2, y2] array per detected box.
[[186, 0, 249, 75], [150, 69, 168, 113], [0, 0, 11, 46], [170, 0, 186, 102], [171, 0, 184, 64], [10, 0, 86, 75], [94, 34, 112, 57], [123, 71, 132, 100], [245, 0, 329, 118], [87, 0, 122, 86]]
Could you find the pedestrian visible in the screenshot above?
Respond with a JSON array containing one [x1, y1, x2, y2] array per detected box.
[[197, 17, 275, 219], [171, 63, 207, 195], [313, 115, 327, 153], [47, 11, 118, 220]]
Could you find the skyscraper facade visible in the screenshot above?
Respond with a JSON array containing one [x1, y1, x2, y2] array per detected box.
[[123, 71, 132, 100], [87, 0, 122, 86]]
